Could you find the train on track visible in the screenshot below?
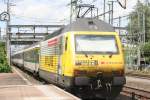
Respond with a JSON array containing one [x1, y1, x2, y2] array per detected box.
[[12, 18, 126, 99]]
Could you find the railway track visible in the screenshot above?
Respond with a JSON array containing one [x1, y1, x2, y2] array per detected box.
[[126, 73, 150, 80], [122, 86, 150, 100]]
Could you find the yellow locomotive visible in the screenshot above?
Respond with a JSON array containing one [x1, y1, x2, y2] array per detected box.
[[12, 18, 126, 99]]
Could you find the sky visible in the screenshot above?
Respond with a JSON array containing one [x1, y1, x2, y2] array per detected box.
[[0, 0, 146, 36]]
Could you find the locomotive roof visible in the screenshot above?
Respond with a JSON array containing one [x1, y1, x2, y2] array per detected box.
[[45, 18, 114, 40], [63, 18, 114, 32]]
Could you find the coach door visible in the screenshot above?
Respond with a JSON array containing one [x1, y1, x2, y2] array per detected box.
[[57, 36, 63, 84]]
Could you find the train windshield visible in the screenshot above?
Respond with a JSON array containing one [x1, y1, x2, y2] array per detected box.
[[75, 35, 118, 54]]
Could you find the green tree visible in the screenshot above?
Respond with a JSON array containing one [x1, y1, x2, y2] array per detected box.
[[141, 42, 150, 63], [128, 1, 150, 42], [127, 1, 150, 66], [0, 42, 11, 72]]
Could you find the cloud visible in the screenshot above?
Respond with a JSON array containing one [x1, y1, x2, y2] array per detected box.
[[22, 4, 51, 18], [1, 0, 147, 25], [10, 0, 70, 24]]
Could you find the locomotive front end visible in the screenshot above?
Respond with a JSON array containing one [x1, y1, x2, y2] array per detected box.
[[72, 32, 126, 98]]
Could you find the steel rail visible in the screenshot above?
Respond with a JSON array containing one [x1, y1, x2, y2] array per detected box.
[[122, 86, 150, 99]]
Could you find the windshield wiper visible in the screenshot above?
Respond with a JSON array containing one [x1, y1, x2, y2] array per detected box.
[[109, 53, 113, 58], [102, 51, 113, 58], [76, 42, 88, 58], [79, 49, 88, 58]]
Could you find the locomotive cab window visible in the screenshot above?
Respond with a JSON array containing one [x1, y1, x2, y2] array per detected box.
[[75, 35, 118, 54]]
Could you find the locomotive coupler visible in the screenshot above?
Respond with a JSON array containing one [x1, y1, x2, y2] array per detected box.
[[106, 82, 112, 93], [95, 72, 103, 89], [97, 79, 102, 88], [90, 78, 102, 90], [90, 72, 103, 90]]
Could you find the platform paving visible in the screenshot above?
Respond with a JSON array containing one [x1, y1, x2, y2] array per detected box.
[[0, 68, 80, 100], [0, 73, 27, 86]]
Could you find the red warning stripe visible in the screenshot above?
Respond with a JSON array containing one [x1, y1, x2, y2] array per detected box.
[[48, 38, 58, 46]]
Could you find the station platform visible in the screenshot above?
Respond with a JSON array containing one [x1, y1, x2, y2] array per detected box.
[[0, 68, 80, 100]]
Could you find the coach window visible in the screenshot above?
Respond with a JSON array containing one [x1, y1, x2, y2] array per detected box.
[[65, 37, 68, 51]]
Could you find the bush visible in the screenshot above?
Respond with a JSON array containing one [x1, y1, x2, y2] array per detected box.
[[0, 42, 12, 73], [141, 42, 150, 63]]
